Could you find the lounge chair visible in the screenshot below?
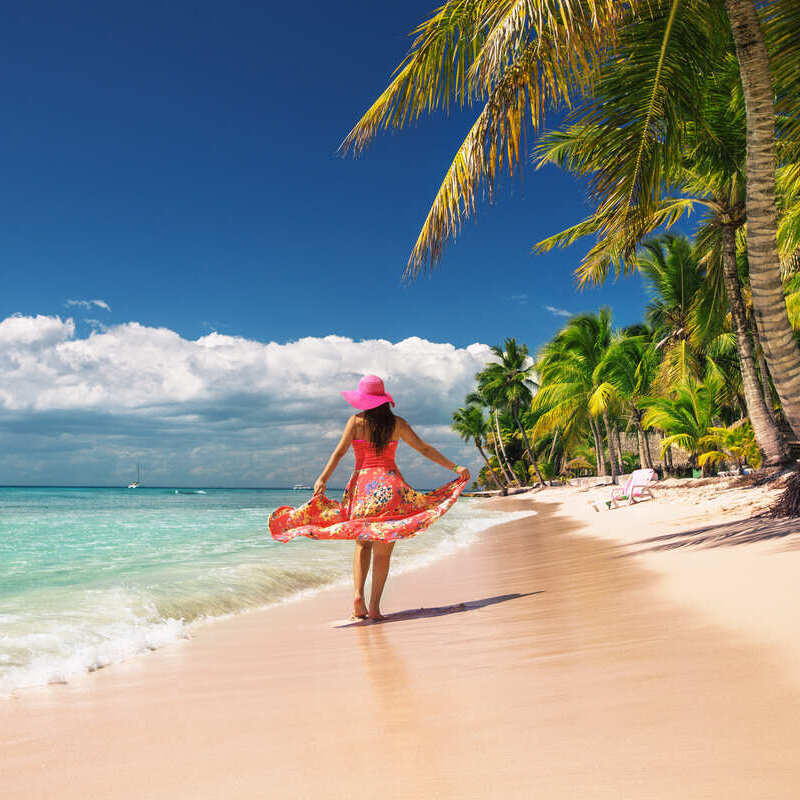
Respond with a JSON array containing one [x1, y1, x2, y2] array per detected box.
[[602, 468, 657, 510]]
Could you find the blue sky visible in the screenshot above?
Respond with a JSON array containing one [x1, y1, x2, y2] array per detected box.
[[1, 1, 656, 486], [2, 0, 650, 347]]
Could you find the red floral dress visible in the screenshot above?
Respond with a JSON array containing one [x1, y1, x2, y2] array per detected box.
[[268, 439, 467, 543]]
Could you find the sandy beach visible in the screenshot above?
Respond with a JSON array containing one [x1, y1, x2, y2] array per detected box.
[[3, 482, 800, 799]]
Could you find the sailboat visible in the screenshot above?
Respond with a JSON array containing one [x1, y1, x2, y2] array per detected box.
[[127, 464, 143, 489], [292, 475, 312, 490]]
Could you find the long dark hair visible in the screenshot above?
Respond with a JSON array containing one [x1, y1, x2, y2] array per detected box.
[[363, 403, 396, 451]]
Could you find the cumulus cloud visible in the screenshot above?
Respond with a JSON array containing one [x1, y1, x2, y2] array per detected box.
[[65, 299, 111, 312], [81, 318, 109, 332], [0, 314, 493, 487], [543, 304, 573, 318]]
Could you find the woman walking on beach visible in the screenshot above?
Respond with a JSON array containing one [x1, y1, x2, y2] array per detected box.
[[269, 375, 470, 621]]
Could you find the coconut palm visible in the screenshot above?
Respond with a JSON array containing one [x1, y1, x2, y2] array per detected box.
[[698, 421, 762, 472], [535, 309, 619, 481], [642, 377, 721, 470], [495, 408, 525, 484], [533, 365, 605, 476], [635, 236, 716, 392], [341, 0, 800, 441], [451, 405, 504, 489], [476, 338, 544, 485], [725, 0, 800, 440], [488, 409, 520, 485], [534, 47, 793, 462], [466, 387, 518, 485], [590, 331, 659, 469]]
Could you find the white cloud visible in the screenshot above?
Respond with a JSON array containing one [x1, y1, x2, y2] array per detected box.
[[82, 319, 109, 332], [65, 299, 111, 312], [0, 314, 75, 348], [511, 293, 528, 304], [0, 315, 493, 487], [543, 304, 573, 318]]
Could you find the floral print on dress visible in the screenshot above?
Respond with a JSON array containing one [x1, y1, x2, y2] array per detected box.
[[268, 439, 467, 543]]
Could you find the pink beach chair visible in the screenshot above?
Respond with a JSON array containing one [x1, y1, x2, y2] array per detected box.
[[605, 468, 657, 509]]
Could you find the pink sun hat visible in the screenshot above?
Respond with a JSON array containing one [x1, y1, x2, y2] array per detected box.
[[341, 374, 395, 410]]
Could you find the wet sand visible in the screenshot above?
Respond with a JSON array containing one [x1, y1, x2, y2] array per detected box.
[[3, 494, 800, 798]]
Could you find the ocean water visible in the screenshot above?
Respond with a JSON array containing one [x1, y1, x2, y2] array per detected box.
[[0, 487, 530, 693]]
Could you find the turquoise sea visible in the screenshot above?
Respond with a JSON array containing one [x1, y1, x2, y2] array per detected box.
[[0, 487, 526, 693]]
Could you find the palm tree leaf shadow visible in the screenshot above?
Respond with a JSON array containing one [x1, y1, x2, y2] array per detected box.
[[337, 592, 543, 628], [625, 515, 800, 553]]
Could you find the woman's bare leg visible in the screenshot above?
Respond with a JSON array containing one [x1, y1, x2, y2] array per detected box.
[[368, 542, 395, 621], [352, 541, 372, 618]]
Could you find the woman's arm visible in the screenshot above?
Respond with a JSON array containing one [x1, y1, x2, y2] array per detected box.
[[396, 418, 470, 481], [314, 416, 356, 495]]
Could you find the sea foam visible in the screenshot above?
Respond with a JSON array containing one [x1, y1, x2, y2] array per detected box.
[[0, 487, 533, 694]]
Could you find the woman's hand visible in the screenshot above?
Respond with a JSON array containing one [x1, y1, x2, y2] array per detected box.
[[313, 476, 327, 496], [455, 466, 470, 482]]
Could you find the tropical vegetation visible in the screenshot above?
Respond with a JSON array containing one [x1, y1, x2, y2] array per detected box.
[[452, 234, 788, 489], [342, 1, 800, 487]]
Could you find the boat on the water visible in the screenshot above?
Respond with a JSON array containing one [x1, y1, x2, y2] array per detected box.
[[127, 464, 143, 489]]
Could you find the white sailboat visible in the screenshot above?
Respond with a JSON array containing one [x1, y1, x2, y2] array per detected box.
[[127, 464, 143, 489], [292, 475, 312, 490]]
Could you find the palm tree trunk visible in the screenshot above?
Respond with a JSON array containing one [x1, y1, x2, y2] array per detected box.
[[476, 442, 504, 490], [486, 413, 513, 485], [750, 322, 776, 421], [720, 222, 790, 464], [548, 428, 560, 461], [612, 425, 624, 473], [643, 428, 654, 469], [489, 434, 512, 486], [494, 409, 519, 486], [635, 421, 648, 469], [602, 411, 619, 484], [512, 409, 544, 486], [589, 416, 605, 476], [725, 0, 800, 439]]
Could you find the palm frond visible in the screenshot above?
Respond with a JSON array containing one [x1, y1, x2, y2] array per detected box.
[[470, 0, 622, 96], [406, 44, 541, 276], [587, 380, 619, 415], [340, 1, 490, 156], [624, 0, 682, 217]]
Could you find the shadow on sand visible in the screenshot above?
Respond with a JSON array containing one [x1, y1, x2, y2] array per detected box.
[[335, 591, 543, 628], [629, 515, 800, 554]]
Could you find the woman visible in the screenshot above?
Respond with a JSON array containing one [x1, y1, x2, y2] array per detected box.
[[268, 375, 470, 621]]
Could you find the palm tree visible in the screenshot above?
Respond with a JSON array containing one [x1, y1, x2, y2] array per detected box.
[[466, 388, 517, 485], [341, 0, 800, 439], [535, 310, 618, 481], [534, 361, 605, 476], [636, 236, 714, 392], [698, 421, 762, 473], [724, 0, 800, 441], [643, 377, 721, 471], [477, 338, 544, 485], [451, 405, 504, 489], [591, 331, 659, 469], [490, 409, 520, 485], [533, 47, 792, 462]]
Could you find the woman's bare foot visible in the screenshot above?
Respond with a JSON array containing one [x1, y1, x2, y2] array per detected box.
[[367, 609, 385, 622], [351, 596, 368, 620]]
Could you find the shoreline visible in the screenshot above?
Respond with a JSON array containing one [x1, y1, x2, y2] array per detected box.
[[3, 486, 800, 797], [0, 499, 530, 696]]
